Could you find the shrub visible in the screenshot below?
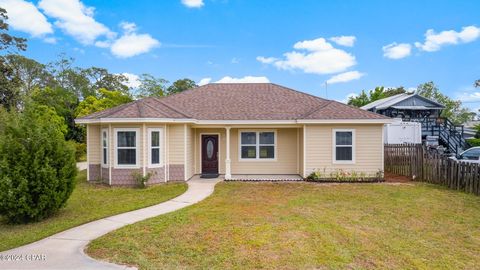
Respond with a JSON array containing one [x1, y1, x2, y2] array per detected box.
[[132, 171, 154, 188], [467, 138, 480, 147], [0, 105, 77, 224], [74, 142, 87, 161]]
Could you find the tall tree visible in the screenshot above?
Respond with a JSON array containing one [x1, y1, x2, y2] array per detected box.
[[348, 86, 407, 107], [475, 79, 480, 88], [5, 54, 53, 98], [0, 8, 27, 111], [166, 78, 197, 95], [416, 81, 475, 125], [76, 88, 132, 118], [136, 73, 168, 98]]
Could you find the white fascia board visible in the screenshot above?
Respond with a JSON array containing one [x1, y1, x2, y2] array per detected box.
[[75, 118, 196, 124], [297, 119, 395, 124]]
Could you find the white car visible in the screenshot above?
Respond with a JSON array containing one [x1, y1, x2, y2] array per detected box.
[[450, 147, 480, 163]]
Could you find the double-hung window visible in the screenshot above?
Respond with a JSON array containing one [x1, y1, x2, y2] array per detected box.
[[115, 128, 139, 167], [101, 129, 108, 167], [148, 128, 163, 167], [333, 129, 355, 163], [240, 131, 276, 160]]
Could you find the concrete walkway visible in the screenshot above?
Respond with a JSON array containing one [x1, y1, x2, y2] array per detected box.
[[0, 177, 221, 270]]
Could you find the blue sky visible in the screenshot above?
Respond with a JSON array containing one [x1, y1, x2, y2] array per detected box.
[[1, 0, 480, 111]]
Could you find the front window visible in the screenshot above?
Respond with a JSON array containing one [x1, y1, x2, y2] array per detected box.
[[240, 131, 275, 160], [116, 129, 138, 166], [148, 128, 162, 167], [102, 129, 108, 166], [334, 130, 354, 163]]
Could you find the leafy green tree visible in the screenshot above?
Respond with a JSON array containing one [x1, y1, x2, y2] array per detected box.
[[166, 78, 197, 95], [348, 86, 407, 107], [416, 81, 475, 125], [0, 8, 27, 111], [0, 105, 76, 223], [5, 54, 53, 98], [81, 67, 129, 95], [348, 90, 370, 107], [76, 88, 132, 118], [475, 79, 479, 88], [31, 87, 83, 141], [136, 73, 168, 98]]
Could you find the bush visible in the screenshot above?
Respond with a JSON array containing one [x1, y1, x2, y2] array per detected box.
[[467, 138, 480, 147], [132, 171, 154, 188], [0, 105, 77, 223], [74, 142, 87, 161]]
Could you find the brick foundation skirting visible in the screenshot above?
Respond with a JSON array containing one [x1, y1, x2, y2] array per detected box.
[[110, 168, 143, 186], [168, 164, 185, 181], [147, 167, 166, 184], [88, 164, 100, 181]]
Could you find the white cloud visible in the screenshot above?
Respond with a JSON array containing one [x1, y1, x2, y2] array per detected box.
[[38, 0, 114, 45], [214, 76, 270, 83], [329, 36, 356, 47], [198, 77, 212, 86], [231, 57, 239, 64], [259, 37, 356, 75], [326, 71, 365, 84], [181, 0, 204, 8], [0, 0, 53, 37], [110, 22, 160, 58], [415, 25, 480, 52], [382, 42, 412, 59], [256, 56, 277, 64], [121, 73, 141, 88]]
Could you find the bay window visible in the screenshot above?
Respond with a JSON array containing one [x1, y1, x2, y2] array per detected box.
[[240, 131, 276, 160], [148, 128, 163, 167], [115, 128, 139, 167], [101, 129, 108, 167]]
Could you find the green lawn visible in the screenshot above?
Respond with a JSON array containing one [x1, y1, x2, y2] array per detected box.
[[87, 182, 480, 270], [0, 170, 187, 252]]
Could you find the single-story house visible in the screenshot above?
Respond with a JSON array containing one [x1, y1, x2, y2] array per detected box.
[[75, 83, 393, 185]]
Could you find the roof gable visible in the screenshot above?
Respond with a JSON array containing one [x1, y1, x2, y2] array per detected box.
[[361, 93, 444, 110]]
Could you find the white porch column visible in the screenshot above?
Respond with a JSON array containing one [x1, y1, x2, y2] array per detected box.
[[225, 126, 231, 179]]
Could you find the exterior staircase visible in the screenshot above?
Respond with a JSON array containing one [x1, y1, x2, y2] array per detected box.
[[407, 117, 469, 155]]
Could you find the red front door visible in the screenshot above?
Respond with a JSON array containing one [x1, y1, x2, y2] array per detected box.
[[201, 135, 219, 176]]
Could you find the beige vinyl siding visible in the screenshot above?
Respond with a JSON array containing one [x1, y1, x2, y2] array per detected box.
[[195, 128, 226, 174], [168, 124, 185, 164], [299, 127, 304, 176], [185, 125, 194, 180], [304, 124, 383, 177], [88, 125, 101, 164], [230, 128, 298, 174]]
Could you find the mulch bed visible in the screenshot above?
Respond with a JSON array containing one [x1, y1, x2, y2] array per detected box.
[[384, 172, 412, 183]]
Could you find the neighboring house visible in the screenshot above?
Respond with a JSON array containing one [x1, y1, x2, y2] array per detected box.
[[361, 93, 468, 154], [75, 83, 392, 185], [361, 93, 445, 119]]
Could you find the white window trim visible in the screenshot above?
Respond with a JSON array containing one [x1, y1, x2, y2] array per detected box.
[[238, 130, 277, 161], [114, 128, 140, 169], [101, 128, 108, 168], [332, 129, 355, 164], [148, 128, 164, 168]]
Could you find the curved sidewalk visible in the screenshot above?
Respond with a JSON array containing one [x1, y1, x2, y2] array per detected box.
[[0, 178, 221, 270]]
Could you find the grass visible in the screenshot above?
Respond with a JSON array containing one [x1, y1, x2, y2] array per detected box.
[[0, 170, 187, 252], [87, 182, 480, 270]]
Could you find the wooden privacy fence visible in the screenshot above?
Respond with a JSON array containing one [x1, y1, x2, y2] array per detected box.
[[384, 144, 480, 196]]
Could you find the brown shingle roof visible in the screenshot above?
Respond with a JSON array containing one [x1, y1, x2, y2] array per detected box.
[[78, 83, 389, 121]]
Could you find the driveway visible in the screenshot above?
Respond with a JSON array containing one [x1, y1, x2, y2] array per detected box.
[[0, 177, 221, 270]]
